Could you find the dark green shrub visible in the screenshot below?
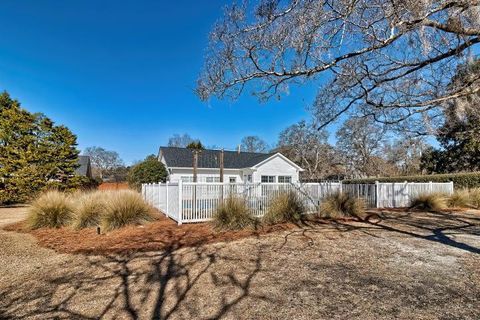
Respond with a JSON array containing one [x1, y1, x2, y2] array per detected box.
[[343, 172, 480, 189], [263, 191, 305, 224]]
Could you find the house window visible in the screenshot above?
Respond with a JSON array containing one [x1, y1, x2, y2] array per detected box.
[[278, 176, 292, 183], [206, 176, 220, 183], [261, 175, 275, 183], [181, 176, 193, 182], [229, 177, 236, 183]]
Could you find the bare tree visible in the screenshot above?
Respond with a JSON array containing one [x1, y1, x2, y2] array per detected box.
[[84, 146, 123, 179], [241, 135, 268, 152], [167, 134, 196, 148], [197, 0, 480, 133], [336, 118, 392, 177], [277, 120, 340, 179]]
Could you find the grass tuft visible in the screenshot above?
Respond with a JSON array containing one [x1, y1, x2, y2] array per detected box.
[[468, 188, 480, 209], [263, 191, 305, 224], [447, 189, 470, 208], [319, 192, 365, 219], [27, 191, 74, 229], [410, 193, 447, 212], [101, 190, 155, 231], [212, 196, 255, 230], [72, 191, 105, 229]]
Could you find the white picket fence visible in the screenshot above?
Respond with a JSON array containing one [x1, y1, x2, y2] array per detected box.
[[142, 181, 454, 224]]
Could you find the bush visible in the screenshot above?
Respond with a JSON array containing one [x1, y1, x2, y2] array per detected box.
[[343, 172, 480, 189], [263, 191, 305, 224], [127, 155, 168, 191], [27, 191, 74, 229], [72, 191, 105, 229], [101, 190, 154, 231], [212, 196, 255, 230], [319, 192, 365, 219], [447, 189, 470, 208], [468, 188, 480, 209], [410, 193, 447, 212]]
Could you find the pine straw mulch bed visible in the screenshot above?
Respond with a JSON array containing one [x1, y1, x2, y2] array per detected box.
[[3, 213, 308, 255], [4, 208, 474, 256]]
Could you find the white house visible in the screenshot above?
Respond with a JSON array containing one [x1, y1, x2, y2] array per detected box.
[[158, 146, 303, 183]]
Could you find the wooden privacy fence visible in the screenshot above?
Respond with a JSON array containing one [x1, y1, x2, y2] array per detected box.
[[142, 181, 454, 224]]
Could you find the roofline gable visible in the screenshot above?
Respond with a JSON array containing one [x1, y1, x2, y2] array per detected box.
[[250, 153, 304, 171]]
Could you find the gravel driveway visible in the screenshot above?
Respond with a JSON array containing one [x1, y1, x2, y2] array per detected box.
[[1, 207, 479, 319]]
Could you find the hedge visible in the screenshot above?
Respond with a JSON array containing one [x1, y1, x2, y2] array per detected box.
[[343, 172, 480, 189]]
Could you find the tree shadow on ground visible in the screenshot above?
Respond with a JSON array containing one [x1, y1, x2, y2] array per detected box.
[[0, 232, 268, 320], [0, 210, 479, 319], [292, 210, 480, 255]]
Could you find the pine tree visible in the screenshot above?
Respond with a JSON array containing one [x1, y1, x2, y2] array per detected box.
[[0, 91, 80, 203]]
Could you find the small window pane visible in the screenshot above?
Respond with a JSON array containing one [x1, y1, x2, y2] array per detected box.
[[261, 175, 275, 183], [229, 177, 236, 183], [278, 176, 292, 183]]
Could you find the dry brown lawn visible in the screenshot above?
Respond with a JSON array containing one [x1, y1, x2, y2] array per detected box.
[[0, 206, 479, 319]]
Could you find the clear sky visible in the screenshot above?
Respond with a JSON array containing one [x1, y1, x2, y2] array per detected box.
[[0, 0, 319, 164]]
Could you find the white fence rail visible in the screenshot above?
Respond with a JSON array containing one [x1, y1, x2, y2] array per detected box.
[[142, 181, 454, 224]]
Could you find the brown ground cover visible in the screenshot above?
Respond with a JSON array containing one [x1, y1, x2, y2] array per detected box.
[[1, 207, 479, 319], [5, 212, 302, 255]]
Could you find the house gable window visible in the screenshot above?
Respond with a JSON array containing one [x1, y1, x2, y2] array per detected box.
[[278, 176, 292, 183], [261, 175, 275, 183]]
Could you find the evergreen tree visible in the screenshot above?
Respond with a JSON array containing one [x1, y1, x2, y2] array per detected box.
[[0, 91, 80, 203], [127, 155, 168, 190]]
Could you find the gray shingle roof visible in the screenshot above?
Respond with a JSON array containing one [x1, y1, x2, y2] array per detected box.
[[75, 155, 91, 177], [159, 147, 273, 169]]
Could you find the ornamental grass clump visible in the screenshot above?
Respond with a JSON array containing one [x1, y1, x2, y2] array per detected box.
[[212, 196, 255, 230], [263, 191, 305, 225], [318, 192, 365, 219], [468, 188, 480, 209], [72, 191, 106, 229], [101, 190, 154, 231], [447, 189, 470, 208], [409, 193, 447, 212], [27, 191, 74, 229]]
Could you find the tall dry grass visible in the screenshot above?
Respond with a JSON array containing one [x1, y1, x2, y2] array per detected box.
[[27, 191, 74, 229], [263, 191, 305, 224], [447, 189, 470, 208], [212, 196, 255, 230], [318, 192, 365, 219], [101, 190, 155, 231], [72, 191, 105, 229], [410, 193, 447, 212]]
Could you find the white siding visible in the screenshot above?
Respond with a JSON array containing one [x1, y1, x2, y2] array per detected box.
[[169, 168, 243, 183], [252, 155, 300, 183]]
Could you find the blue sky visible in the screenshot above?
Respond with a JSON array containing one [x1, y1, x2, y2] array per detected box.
[[0, 0, 320, 164]]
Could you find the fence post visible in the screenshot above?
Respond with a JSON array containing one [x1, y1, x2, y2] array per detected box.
[[375, 181, 379, 208], [166, 181, 169, 218], [339, 181, 343, 194], [178, 180, 183, 225], [450, 181, 454, 195], [429, 181, 433, 193]]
